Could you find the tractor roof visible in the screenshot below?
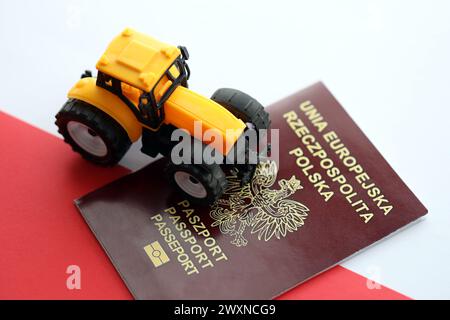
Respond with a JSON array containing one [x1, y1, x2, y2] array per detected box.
[[96, 28, 181, 92]]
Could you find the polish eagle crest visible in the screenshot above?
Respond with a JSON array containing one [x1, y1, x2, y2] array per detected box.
[[209, 161, 309, 247]]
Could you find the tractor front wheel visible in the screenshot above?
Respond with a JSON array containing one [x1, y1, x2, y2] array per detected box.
[[55, 99, 131, 166], [211, 88, 270, 184], [166, 162, 227, 205], [211, 88, 270, 131]]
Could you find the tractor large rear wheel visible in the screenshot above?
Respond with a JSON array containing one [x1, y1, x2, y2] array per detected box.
[[55, 99, 131, 166]]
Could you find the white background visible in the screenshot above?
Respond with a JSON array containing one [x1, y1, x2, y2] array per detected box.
[[0, 0, 449, 299]]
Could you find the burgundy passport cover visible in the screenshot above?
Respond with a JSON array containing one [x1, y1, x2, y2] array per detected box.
[[76, 82, 427, 299]]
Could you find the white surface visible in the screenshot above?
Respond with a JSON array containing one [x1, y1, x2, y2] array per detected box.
[[1, 0, 449, 299]]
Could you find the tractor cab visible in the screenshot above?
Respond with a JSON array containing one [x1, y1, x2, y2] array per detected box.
[[95, 28, 190, 129]]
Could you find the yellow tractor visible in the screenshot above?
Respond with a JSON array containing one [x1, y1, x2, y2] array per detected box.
[[55, 28, 270, 204]]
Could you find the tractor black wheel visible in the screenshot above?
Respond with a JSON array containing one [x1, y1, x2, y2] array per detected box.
[[211, 88, 270, 131], [212, 88, 270, 183], [55, 98, 131, 166], [166, 162, 227, 205]]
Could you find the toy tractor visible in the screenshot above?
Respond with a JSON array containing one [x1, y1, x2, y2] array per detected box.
[[55, 28, 270, 204]]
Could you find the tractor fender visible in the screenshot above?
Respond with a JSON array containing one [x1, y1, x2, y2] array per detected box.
[[67, 77, 142, 142]]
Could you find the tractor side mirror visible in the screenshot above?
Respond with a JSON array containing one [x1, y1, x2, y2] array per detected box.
[[178, 46, 189, 60], [81, 70, 93, 79]]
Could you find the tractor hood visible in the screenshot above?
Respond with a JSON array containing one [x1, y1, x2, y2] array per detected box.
[[164, 86, 246, 155]]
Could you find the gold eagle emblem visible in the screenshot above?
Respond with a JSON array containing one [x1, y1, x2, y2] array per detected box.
[[210, 161, 309, 247]]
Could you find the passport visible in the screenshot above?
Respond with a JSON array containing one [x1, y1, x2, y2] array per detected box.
[[75, 82, 427, 299]]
